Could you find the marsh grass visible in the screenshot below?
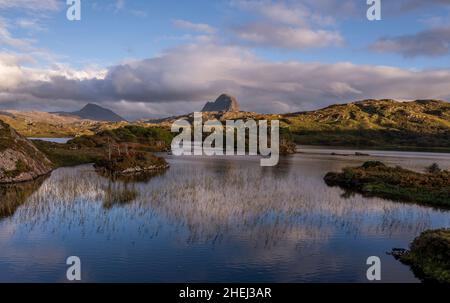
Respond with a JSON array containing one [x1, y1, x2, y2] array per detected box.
[[2, 159, 444, 247]]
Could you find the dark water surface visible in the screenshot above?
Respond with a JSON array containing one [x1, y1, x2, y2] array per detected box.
[[0, 150, 449, 282]]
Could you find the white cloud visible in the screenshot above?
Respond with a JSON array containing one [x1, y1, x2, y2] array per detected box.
[[0, 0, 60, 11], [0, 19, 33, 49], [234, 23, 343, 50], [2, 42, 450, 119], [230, 0, 343, 50], [0, 53, 25, 90], [173, 19, 216, 34]]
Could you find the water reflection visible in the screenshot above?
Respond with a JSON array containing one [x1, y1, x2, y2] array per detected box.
[[4, 159, 448, 246], [0, 175, 48, 219], [0, 152, 449, 282]]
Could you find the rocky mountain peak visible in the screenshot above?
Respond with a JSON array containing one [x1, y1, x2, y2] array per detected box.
[[202, 94, 240, 112]]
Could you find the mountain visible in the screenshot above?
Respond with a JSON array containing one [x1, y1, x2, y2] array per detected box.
[[284, 99, 450, 150], [59, 103, 126, 122], [0, 120, 53, 183], [202, 94, 240, 112]]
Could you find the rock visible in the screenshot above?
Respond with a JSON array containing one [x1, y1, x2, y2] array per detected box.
[[202, 94, 240, 112], [0, 120, 53, 184]]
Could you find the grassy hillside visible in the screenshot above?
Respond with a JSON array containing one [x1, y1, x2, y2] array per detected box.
[[284, 99, 450, 150], [0, 110, 128, 138], [2, 99, 450, 151]]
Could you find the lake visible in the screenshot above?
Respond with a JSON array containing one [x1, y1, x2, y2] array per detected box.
[[28, 138, 73, 144], [0, 149, 449, 282]]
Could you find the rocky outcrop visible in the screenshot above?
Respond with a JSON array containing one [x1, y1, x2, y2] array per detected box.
[[202, 94, 240, 112], [0, 120, 53, 184]]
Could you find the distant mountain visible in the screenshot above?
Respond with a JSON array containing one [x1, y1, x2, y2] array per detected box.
[[58, 103, 126, 122], [202, 94, 240, 112], [0, 120, 53, 184]]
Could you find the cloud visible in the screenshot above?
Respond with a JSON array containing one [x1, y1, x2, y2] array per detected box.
[[230, 0, 343, 50], [396, 0, 450, 11], [234, 22, 343, 50], [0, 0, 60, 11], [0, 53, 25, 90], [2, 42, 450, 119], [0, 19, 33, 49], [173, 19, 216, 34], [371, 26, 450, 57]]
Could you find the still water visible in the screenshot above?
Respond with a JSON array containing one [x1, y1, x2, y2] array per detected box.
[[0, 149, 449, 282], [28, 138, 73, 144]]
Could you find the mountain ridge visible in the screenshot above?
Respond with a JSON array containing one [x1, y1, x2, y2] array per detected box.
[[56, 103, 126, 122], [1, 98, 450, 151]]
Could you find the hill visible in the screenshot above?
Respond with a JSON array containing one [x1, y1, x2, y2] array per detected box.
[[284, 99, 450, 150], [0, 110, 128, 138], [57, 103, 126, 122], [0, 120, 53, 183], [2, 98, 450, 151]]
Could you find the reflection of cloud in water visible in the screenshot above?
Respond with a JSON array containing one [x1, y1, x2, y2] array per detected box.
[[5, 158, 449, 248]]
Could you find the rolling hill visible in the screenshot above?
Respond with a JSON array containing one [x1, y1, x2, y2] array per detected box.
[[284, 99, 450, 150]]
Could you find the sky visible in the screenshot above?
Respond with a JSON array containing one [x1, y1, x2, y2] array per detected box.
[[1, 0, 450, 120]]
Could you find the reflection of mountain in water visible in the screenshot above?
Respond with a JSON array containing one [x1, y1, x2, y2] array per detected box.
[[0, 175, 48, 219]]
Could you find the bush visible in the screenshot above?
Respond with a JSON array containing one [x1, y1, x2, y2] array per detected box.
[[426, 163, 441, 174]]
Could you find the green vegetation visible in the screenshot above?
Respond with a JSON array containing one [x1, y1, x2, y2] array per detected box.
[[33, 140, 102, 168], [34, 125, 173, 168], [284, 99, 450, 151], [95, 151, 168, 175], [324, 161, 450, 208], [69, 125, 173, 152], [3, 99, 450, 152], [399, 229, 450, 283]]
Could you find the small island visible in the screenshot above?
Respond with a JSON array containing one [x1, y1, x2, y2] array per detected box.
[[325, 161, 450, 283], [94, 151, 169, 175], [395, 229, 450, 283], [324, 161, 450, 208]]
